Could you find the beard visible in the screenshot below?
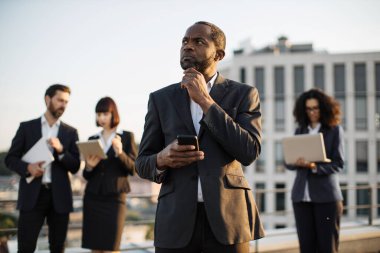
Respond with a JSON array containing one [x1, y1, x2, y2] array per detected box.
[[180, 54, 215, 73], [48, 102, 65, 119]]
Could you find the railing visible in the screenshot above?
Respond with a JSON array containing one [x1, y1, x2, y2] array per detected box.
[[0, 185, 379, 252]]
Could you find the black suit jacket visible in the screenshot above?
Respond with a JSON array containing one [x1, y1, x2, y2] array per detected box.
[[82, 131, 137, 195], [136, 74, 265, 248], [286, 125, 344, 203], [5, 118, 81, 213]]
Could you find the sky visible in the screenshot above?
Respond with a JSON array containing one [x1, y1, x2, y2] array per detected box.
[[0, 0, 379, 151]]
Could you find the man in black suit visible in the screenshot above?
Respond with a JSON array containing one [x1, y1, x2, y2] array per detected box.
[[136, 21, 264, 253], [5, 84, 81, 253]]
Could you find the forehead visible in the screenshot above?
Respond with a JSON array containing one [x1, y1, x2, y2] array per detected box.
[[184, 24, 212, 39], [306, 98, 319, 106], [52, 90, 70, 99]]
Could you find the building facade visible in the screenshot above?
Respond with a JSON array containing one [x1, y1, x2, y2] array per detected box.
[[219, 37, 380, 229]]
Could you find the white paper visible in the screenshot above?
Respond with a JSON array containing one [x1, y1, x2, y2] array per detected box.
[[22, 137, 55, 183]]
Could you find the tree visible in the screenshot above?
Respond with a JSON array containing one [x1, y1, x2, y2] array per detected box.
[[0, 213, 17, 253], [0, 152, 13, 176]]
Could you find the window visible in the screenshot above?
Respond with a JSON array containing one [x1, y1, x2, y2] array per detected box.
[[314, 65, 325, 90], [356, 183, 370, 216], [354, 63, 367, 130], [340, 182, 348, 215], [356, 141, 368, 173], [274, 67, 285, 131], [255, 67, 265, 127], [240, 67, 246, 83], [334, 64, 346, 128], [375, 63, 380, 130], [275, 141, 285, 173], [255, 67, 265, 98], [378, 183, 380, 216], [255, 183, 266, 212], [294, 66, 304, 95], [275, 183, 286, 211], [377, 141, 380, 173], [255, 141, 265, 173]]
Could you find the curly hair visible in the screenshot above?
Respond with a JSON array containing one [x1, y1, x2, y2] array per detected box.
[[293, 88, 341, 128]]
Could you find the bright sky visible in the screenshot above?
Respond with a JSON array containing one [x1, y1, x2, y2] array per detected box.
[[0, 0, 379, 151]]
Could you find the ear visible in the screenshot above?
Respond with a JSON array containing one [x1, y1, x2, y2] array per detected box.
[[44, 95, 50, 106], [214, 49, 225, 61]]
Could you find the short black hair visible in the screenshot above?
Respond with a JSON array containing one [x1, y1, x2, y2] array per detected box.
[[194, 21, 226, 51], [45, 84, 71, 98], [95, 97, 120, 128]]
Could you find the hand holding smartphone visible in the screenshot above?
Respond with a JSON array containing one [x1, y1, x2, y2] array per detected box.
[[177, 135, 199, 151]]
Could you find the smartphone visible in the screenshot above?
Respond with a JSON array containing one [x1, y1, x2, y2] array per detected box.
[[177, 135, 199, 151]]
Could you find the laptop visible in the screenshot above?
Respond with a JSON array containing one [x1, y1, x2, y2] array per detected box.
[[282, 133, 331, 165]]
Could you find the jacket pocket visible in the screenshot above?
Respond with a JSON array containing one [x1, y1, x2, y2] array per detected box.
[[158, 182, 175, 199], [225, 174, 251, 190]]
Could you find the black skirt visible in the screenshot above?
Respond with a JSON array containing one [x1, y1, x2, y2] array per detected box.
[[82, 192, 127, 251]]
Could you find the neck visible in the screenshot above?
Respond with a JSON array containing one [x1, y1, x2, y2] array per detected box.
[[102, 127, 116, 135], [310, 122, 319, 129], [44, 111, 58, 127], [202, 66, 217, 83]]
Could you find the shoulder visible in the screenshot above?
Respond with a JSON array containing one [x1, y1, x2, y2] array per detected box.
[[151, 83, 179, 97], [223, 79, 259, 102], [60, 121, 78, 134], [19, 118, 40, 129], [121, 130, 134, 139]]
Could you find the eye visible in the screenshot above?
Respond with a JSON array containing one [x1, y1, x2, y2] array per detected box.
[[196, 39, 204, 45], [182, 39, 188, 45]]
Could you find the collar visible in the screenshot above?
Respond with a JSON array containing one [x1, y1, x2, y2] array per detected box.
[[207, 72, 218, 90], [308, 123, 321, 133], [95, 128, 122, 138], [41, 115, 61, 128]]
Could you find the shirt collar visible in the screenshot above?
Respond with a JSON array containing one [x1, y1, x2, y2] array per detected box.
[[207, 72, 218, 90], [41, 115, 61, 128], [95, 127, 122, 138], [308, 123, 321, 133]]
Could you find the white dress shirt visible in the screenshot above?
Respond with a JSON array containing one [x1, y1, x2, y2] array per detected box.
[[302, 123, 321, 202], [41, 115, 60, 184], [191, 73, 217, 202]]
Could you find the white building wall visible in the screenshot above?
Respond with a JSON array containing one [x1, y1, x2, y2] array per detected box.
[[220, 51, 380, 229]]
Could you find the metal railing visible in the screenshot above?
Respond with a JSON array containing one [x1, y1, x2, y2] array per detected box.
[[0, 185, 379, 252]]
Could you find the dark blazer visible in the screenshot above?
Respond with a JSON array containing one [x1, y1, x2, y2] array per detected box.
[[5, 118, 81, 213], [286, 125, 344, 203], [83, 131, 137, 195], [136, 74, 265, 248]]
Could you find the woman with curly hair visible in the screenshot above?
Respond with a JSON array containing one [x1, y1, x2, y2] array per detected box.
[[286, 88, 344, 253]]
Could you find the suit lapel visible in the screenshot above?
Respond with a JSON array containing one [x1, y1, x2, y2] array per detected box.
[[173, 84, 197, 135], [198, 74, 228, 138]]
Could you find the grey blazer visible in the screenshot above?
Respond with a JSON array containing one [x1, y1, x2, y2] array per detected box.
[[136, 74, 265, 248], [286, 125, 344, 203]]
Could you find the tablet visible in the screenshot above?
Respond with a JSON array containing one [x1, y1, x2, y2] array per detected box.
[[76, 139, 107, 159], [282, 133, 331, 165]]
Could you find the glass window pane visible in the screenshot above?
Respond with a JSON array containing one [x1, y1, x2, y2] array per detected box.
[[294, 66, 304, 95], [255, 141, 265, 173], [255, 183, 266, 212], [356, 183, 370, 216], [354, 63, 366, 94], [275, 141, 285, 173], [356, 141, 368, 172], [255, 67, 265, 98], [275, 183, 286, 211], [240, 67, 246, 83], [355, 97, 367, 130], [334, 64, 346, 94], [314, 65, 325, 90]]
